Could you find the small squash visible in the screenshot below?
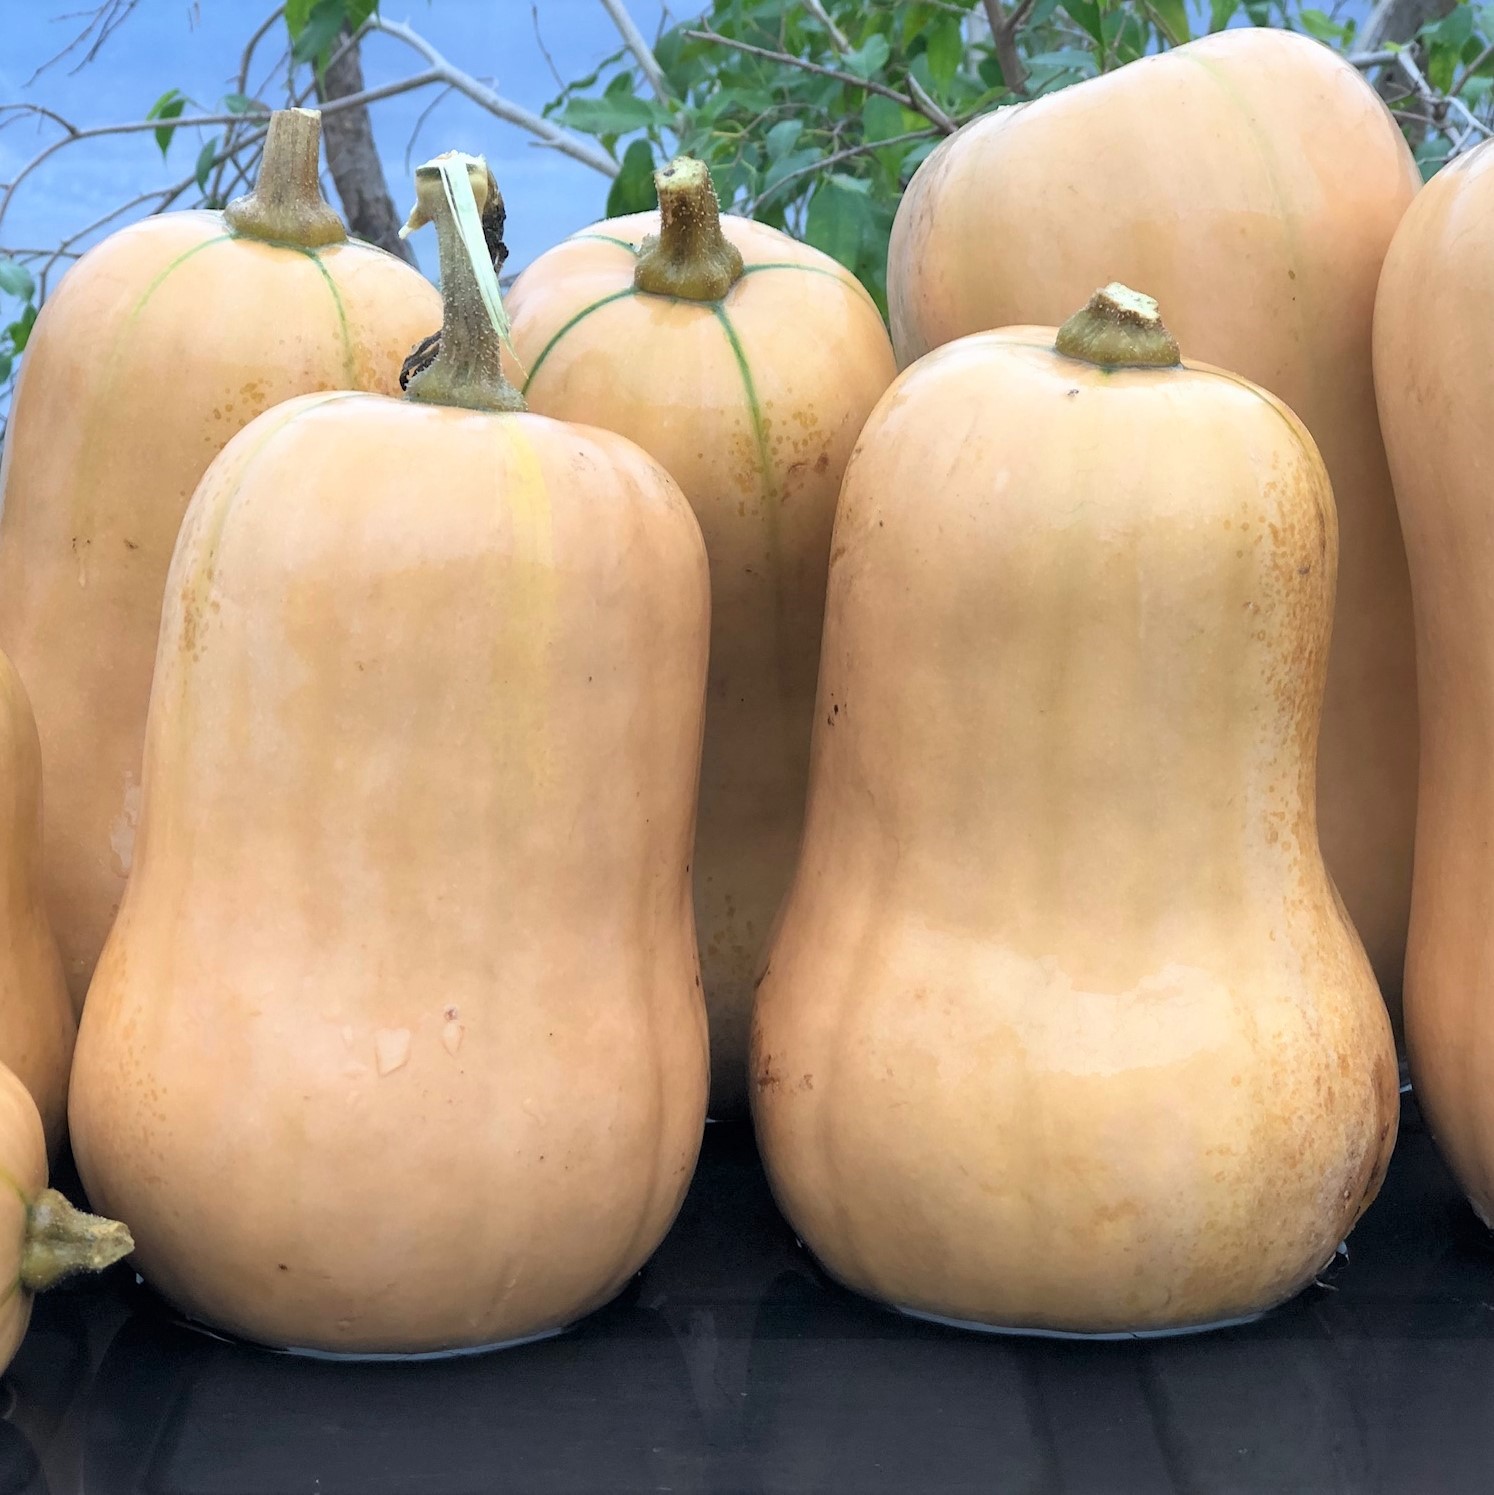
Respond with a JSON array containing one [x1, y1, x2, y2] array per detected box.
[[68, 154, 710, 1355], [751, 287, 1398, 1335], [1375, 139, 1494, 1224], [0, 1060, 131, 1376], [887, 28, 1419, 1013], [0, 649, 73, 1157], [506, 159, 897, 1115], [0, 109, 441, 1009]]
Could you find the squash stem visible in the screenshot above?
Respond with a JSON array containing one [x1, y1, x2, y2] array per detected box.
[[19, 1189, 132, 1294], [634, 157, 744, 302], [402, 155, 525, 414], [223, 108, 347, 249], [1055, 283, 1181, 369]]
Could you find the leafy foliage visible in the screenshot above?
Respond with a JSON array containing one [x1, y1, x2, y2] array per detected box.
[[0, 258, 37, 390], [546, 0, 1494, 309]]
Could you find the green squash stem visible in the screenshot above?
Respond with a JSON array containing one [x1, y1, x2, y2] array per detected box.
[[634, 157, 744, 302], [401, 154, 525, 414], [223, 108, 347, 248], [1055, 283, 1181, 370], [19, 1189, 133, 1293]]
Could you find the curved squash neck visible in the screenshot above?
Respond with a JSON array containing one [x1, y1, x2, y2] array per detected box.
[[402, 155, 524, 414]]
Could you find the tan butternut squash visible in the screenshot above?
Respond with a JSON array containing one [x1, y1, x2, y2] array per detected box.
[[506, 159, 896, 1115], [751, 287, 1399, 1335], [68, 154, 709, 1355], [0, 109, 440, 1009], [887, 28, 1419, 1013], [0, 1060, 131, 1375], [1375, 140, 1494, 1224], [0, 649, 73, 1157]]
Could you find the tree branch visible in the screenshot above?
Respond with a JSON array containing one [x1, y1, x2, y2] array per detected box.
[[0, 84, 427, 234], [367, 17, 620, 173], [684, 26, 959, 133], [315, 31, 414, 259], [1358, 0, 1455, 51], [982, 0, 1034, 96], [1352, 48, 1493, 140], [745, 127, 939, 213], [597, 0, 671, 99], [801, 0, 851, 51], [1, 23, 624, 240]]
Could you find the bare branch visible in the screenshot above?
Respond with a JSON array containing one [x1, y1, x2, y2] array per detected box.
[[1352, 48, 1493, 142], [531, 4, 565, 91], [404, 85, 458, 174], [982, 0, 1033, 96], [801, 0, 851, 52], [315, 32, 414, 260], [745, 127, 939, 213], [597, 0, 671, 99], [684, 25, 959, 133], [26, 0, 139, 83], [0, 81, 455, 235], [908, 77, 959, 132], [367, 16, 620, 174], [1359, 0, 1455, 51]]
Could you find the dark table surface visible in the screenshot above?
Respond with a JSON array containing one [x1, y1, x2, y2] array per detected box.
[[2, 1091, 1490, 1495]]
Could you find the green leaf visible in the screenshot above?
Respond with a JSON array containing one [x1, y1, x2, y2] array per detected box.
[[805, 174, 873, 271], [146, 88, 187, 158], [863, 95, 909, 144], [1428, 5, 1476, 46], [606, 139, 657, 215], [7, 305, 37, 353], [195, 136, 219, 192], [555, 91, 662, 136], [0, 258, 33, 301], [223, 92, 262, 115], [1064, 0, 1105, 44], [1414, 134, 1451, 180], [765, 119, 804, 159], [290, 0, 348, 68], [758, 146, 821, 203], [843, 34, 891, 79], [1209, 0, 1237, 29], [925, 17, 963, 91], [1427, 39, 1457, 91], [1298, 8, 1352, 42], [0, 354, 11, 385], [1146, 0, 1192, 44], [284, 0, 313, 37]]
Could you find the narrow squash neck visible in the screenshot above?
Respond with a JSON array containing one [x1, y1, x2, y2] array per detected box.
[[224, 108, 347, 248], [19, 1189, 133, 1293], [1055, 283, 1180, 369], [634, 157, 744, 302], [402, 155, 524, 414]]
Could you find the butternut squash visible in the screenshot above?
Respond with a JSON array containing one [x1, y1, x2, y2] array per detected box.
[[0, 1060, 131, 1376], [68, 154, 710, 1355], [0, 650, 72, 1157], [1375, 140, 1494, 1224], [0, 109, 441, 1008], [887, 28, 1419, 1013], [506, 159, 896, 1115], [751, 287, 1399, 1335]]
